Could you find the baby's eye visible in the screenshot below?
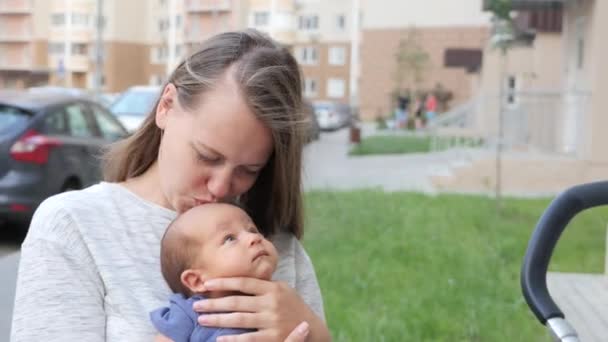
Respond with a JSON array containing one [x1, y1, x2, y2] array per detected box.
[[248, 226, 260, 234], [223, 234, 237, 244]]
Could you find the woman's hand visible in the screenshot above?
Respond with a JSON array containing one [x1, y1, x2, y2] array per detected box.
[[193, 277, 330, 341]]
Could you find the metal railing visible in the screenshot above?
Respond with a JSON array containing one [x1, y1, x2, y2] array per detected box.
[[429, 90, 591, 158]]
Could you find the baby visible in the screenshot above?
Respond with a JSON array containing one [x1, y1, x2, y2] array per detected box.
[[150, 203, 279, 342]]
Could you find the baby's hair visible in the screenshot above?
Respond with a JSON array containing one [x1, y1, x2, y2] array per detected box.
[[160, 216, 201, 296]]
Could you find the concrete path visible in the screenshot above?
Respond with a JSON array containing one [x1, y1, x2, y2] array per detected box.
[[547, 272, 608, 341]]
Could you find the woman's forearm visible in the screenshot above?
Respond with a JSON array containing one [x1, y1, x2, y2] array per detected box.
[[307, 314, 332, 342]]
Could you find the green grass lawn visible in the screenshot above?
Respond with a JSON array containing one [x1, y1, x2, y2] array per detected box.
[[349, 135, 432, 156], [303, 191, 607, 341]]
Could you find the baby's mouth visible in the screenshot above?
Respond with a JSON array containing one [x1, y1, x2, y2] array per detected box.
[[252, 250, 270, 262]]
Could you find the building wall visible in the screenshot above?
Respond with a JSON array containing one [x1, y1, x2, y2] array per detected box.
[[298, 42, 350, 102], [359, 26, 489, 120], [575, 0, 608, 162], [103, 41, 149, 92], [362, 0, 491, 29], [293, 0, 352, 104]]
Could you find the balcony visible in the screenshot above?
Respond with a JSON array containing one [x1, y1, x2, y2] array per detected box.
[[0, 57, 32, 71], [186, 0, 231, 13], [0, 30, 31, 42], [483, 0, 564, 11], [0, 0, 32, 14]]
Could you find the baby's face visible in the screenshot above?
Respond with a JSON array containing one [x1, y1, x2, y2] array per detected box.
[[188, 204, 278, 281]]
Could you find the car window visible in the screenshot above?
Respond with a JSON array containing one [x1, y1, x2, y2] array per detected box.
[[43, 110, 67, 135], [90, 104, 127, 141], [110, 89, 159, 116], [0, 105, 32, 135], [65, 104, 95, 138]]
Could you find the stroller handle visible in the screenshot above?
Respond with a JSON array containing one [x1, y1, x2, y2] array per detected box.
[[521, 181, 608, 324]]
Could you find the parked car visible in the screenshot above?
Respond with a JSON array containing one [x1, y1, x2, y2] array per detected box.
[[303, 100, 320, 141], [0, 89, 129, 229], [98, 92, 120, 108], [312, 101, 352, 131], [110, 86, 161, 132]]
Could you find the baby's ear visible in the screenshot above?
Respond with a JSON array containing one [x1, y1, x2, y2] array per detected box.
[[180, 269, 206, 294]]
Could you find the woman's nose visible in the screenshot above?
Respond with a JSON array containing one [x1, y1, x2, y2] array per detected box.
[[207, 168, 232, 200]]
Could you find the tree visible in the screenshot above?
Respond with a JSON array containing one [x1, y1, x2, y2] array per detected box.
[[393, 27, 431, 105], [486, 0, 512, 20]]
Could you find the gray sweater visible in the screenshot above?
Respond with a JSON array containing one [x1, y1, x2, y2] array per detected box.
[[11, 182, 325, 342]]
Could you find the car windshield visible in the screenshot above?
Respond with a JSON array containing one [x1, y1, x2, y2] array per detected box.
[[0, 105, 32, 135], [110, 89, 159, 116], [313, 103, 332, 111]]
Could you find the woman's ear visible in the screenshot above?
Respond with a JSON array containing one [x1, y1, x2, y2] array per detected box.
[[180, 269, 207, 294], [156, 83, 178, 130]]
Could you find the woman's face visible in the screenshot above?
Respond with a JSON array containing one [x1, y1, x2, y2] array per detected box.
[[155, 76, 273, 213]]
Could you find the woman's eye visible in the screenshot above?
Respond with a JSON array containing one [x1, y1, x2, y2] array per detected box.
[[197, 153, 219, 163], [239, 167, 260, 177]]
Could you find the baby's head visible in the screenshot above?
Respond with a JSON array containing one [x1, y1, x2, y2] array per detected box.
[[160, 203, 278, 297]]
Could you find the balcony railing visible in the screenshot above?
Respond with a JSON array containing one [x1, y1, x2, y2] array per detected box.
[[0, 30, 31, 41], [186, 0, 231, 13], [0, 58, 32, 70], [0, 0, 32, 14]]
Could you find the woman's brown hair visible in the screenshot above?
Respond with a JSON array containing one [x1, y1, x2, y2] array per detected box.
[[103, 29, 308, 238]]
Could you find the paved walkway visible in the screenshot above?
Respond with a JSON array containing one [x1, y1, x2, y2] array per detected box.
[[547, 273, 608, 341], [302, 125, 465, 193]]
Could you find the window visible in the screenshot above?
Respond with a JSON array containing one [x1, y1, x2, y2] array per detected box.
[[151, 46, 167, 63], [65, 104, 95, 138], [158, 19, 167, 32], [303, 78, 317, 98], [51, 13, 65, 26], [149, 74, 163, 85], [507, 75, 517, 105], [328, 46, 346, 66], [72, 13, 89, 26], [176, 15, 182, 28], [336, 14, 345, 30], [577, 37, 584, 69], [444, 48, 483, 72], [327, 78, 345, 98], [90, 105, 126, 141], [44, 111, 67, 135], [175, 44, 181, 57], [71, 43, 88, 55], [253, 12, 269, 26], [298, 15, 319, 31], [49, 42, 64, 54], [297, 46, 318, 65]]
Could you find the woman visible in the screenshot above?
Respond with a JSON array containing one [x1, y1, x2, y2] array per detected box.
[[11, 29, 330, 342]]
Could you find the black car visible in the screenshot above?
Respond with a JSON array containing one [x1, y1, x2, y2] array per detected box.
[[303, 100, 320, 142], [0, 90, 129, 229]]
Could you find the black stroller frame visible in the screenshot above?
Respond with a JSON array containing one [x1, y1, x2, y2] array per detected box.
[[521, 181, 608, 342]]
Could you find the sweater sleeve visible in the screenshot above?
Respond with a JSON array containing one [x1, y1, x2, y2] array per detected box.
[[293, 238, 326, 322], [10, 197, 106, 342]]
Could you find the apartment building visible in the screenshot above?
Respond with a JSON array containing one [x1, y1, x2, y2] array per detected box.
[[292, 0, 353, 104], [0, 0, 50, 88], [359, 0, 490, 120], [184, 0, 248, 55]]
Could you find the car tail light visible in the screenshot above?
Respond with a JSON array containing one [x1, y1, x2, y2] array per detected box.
[[10, 204, 30, 212], [10, 129, 62, 164]]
